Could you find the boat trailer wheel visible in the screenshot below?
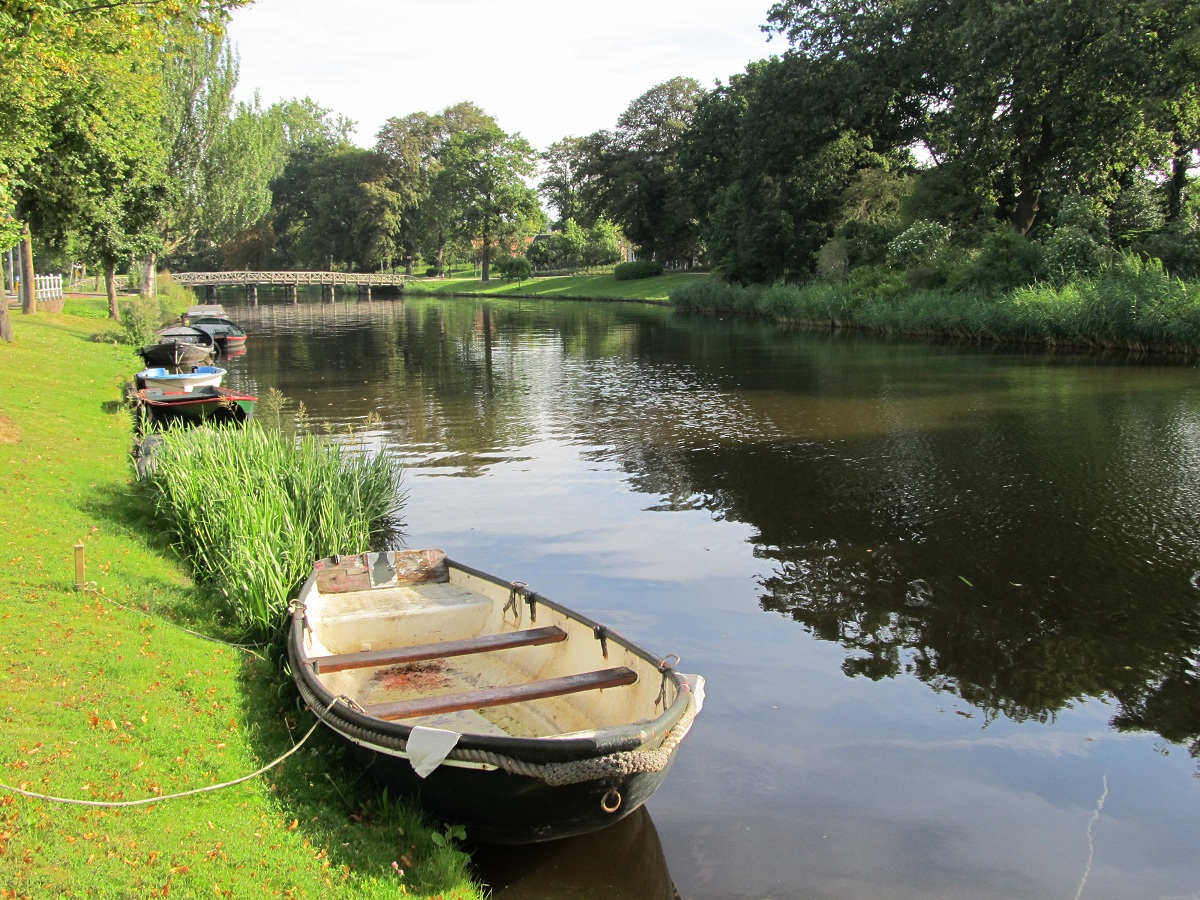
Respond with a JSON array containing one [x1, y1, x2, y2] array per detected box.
[[601, 788, 622, 814]]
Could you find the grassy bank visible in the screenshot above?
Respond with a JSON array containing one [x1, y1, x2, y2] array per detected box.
[[404, 270, 704, 303], [671, 255, 1200, 354], [0, 303, 482, 899]]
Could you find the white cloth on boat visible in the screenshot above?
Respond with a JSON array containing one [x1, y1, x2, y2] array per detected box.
[[406, 726, 462, 777], [682, 674, 706, 713]]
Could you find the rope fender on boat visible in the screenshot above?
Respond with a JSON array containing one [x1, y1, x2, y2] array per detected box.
[[448, 695, 698, 786], [294, 668, 699, 786]]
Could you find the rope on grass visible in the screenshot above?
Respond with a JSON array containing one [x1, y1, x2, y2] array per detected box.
[[79, 583, 267, 661], [0, 696, 340, 808]]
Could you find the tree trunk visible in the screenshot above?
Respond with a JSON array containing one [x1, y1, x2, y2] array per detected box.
[[105, 262, 119, 321], [480, 221, 492, 283], [1167, 136, 1189, 223], [19, 222, 36, 314], [140, 252, 157, 298], [0, 251, 13, 342], [1009, 189, 1041, 235]]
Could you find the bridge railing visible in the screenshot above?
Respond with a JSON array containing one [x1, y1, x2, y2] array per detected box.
[[172, 271, 412, 287]]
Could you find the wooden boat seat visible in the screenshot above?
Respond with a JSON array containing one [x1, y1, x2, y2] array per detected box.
[[365, 666, 639, 721], [310, 625, 568, 674]]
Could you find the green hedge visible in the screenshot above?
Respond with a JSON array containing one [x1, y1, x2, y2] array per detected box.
[[614, 260, 665, 280]]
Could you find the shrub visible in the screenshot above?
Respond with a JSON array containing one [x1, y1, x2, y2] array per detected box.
[[1054, 192, 1108, 238], [494, 255, 533, 283], [949, 226, 1043, 293], [118, 294, 161, 346], [1127, 227, 1200, 280], [816, 239, 850, 279], [837, 220, 901, 267], [614, 260, 664, 280], [887, 220, 952, 269], [1042, 226, 1102, 282]]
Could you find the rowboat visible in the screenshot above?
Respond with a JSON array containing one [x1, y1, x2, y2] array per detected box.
[[185, 303, 226, 319], [288, 550, 703, 844], [189, 316, 247, 351], [135, 365, 226, 393], [138, 326, 216, 368], [137, 386, 257, 428]]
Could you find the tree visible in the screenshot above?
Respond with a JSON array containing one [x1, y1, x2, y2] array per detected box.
[[375, 102, 497, 274], [557, 218, 587, 271], [584, 218, 623, 269], [434, 125, 542, 281], [0, 0, 247, 324], [539, 136, 595, 226], [765, 0, 1200, 234], [17, 8, 168, 319], [271, 145, 396, 271], [158, 21, 352, 270], [577, 77, 704, 264], [681, 55, 906, 283]]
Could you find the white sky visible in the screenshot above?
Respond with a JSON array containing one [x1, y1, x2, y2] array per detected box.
[[225, 0, 780, 152]]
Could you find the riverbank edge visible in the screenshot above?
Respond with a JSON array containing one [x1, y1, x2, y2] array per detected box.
[[0, 305, 484, 899], [669, 269, 1200, 358], [405, 287, 671, 306]]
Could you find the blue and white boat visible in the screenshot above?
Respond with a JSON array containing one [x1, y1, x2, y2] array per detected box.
[[135, 365, 226, 393]]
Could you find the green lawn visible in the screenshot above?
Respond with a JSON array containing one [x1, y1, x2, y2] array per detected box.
[[404, 271, 706, 303], [0, 301, 481, 900]]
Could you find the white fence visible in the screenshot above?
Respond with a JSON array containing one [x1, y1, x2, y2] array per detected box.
[[35, 274, 63, 301]]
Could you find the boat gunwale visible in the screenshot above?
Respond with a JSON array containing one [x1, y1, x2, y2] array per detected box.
[[289, 555, 693, 763]]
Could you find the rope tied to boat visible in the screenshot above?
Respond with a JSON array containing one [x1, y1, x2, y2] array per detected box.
[[0, 695, 341, 808]]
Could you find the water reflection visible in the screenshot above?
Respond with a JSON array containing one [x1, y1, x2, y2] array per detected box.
[[471, 806, 679, 900], [226, 297, 1200, 758], [221, 294, 1200, 898]]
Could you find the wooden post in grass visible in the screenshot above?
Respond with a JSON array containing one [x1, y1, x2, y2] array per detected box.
[[74, 542, 85, 590]]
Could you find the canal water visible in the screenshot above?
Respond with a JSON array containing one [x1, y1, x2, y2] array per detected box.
[[218, 293, 1200, 900]]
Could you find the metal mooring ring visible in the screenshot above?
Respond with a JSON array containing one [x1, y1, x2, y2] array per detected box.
[[601, 789, 622, 814]]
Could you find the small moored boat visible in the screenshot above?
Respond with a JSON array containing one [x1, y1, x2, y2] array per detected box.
[[185, 303, 226, 320], [135, 365, 226, 393], [138, 326, 216, 368], [189, 316, 246, 352], [288, 550, 703, 844], [137, 385, 257, 428]]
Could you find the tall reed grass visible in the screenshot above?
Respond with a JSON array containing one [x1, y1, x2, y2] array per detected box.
[[672, 254, 1200, 353], [143, 422, 404, 639]]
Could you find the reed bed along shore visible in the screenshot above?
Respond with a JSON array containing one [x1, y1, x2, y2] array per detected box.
[[671, 255, 1200, 354], [142, 418, 404, 641]]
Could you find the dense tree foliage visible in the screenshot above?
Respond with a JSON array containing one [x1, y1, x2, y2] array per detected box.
[[373, 102, 497, 274], [759, 0, 1197, 250], [0, 0, 248, 325], [682, 55, 912, 283], [575, 77, 704, 265], [433, 125, 542, 281]]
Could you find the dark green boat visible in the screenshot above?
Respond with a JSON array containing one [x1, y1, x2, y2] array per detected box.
[[137, 386, 257, 428]]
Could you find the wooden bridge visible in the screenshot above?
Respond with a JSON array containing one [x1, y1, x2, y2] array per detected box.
[[172, 271, 411, 302]]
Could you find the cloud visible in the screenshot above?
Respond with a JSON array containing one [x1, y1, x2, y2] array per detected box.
[[226, 0, 776, 149]]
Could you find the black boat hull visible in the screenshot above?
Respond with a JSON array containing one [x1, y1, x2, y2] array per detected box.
[[339, 728, 673, 844], [138, 341, 215, 368]]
